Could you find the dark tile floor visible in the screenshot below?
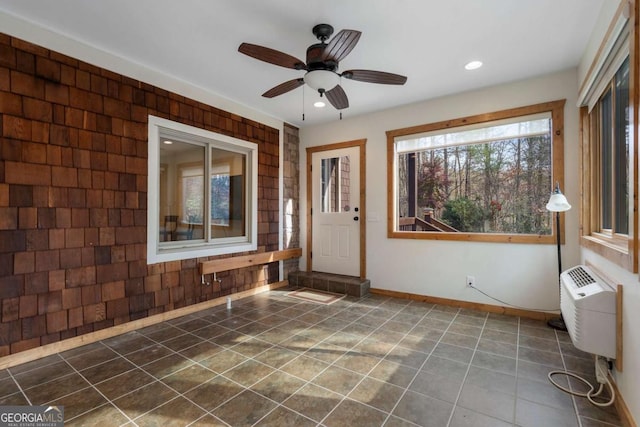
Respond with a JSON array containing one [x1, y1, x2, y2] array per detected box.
[[0, 288, 623, 426]]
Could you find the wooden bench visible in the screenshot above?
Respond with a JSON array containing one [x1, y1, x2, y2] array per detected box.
[[198, 248, 302, 275]]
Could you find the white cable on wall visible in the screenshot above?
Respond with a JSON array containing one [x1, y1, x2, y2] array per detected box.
[[469, 284, 559, 312]]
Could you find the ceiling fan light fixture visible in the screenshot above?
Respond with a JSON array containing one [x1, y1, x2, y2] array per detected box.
[[313, 101, 326, 108], [304, 70, 340, 92]]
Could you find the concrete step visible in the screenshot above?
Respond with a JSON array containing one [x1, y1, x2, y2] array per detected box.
[[287, 271, 370, 298]]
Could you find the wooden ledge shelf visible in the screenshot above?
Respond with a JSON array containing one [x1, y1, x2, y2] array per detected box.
[[198, 248, 302, 275]]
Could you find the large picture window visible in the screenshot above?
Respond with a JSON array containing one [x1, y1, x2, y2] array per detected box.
[[148, 116, 257, 263], [387, 100, 565, 244]]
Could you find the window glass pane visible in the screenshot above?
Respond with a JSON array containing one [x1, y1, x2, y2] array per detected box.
[[600, 89, 613, 230], [614, 57, 629, 234], [159, 140, 204, 242], [321, 156, 351, 213], [396, 133, 552, 234], [397, 115, 550, 153], [211, 148, 245, 238]]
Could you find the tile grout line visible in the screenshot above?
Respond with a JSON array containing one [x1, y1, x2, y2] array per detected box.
[[5, 290, 619, 427], [175, 295, 370, 426], [380, 306, 465, 427], [111, 317, 263, 426], [315, 299, 437, 426], [6, 367, 34, 406], [246, 295, 424, 425], [443, 310, 490, 427], [555, 328, 584, 427], [248, 294, 389, 426], [5, 352, 73, 404], [513, 315, 521, 425], [57, 349, 135, 425], [80, 323, 240, 425]]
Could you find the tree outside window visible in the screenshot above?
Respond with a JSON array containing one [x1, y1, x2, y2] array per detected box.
[[387, 100, 565, 244]]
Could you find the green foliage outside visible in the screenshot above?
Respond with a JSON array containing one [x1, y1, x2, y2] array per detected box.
[[441, 197, 485, 232], [398, 134, 553, 235]]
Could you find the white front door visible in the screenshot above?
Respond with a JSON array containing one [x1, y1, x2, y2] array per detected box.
[[311, 146, 360, 276]]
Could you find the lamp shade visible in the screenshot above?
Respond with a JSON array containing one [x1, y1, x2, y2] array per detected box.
[[546, 184, 571, 212], [304, 70, 340, 92]]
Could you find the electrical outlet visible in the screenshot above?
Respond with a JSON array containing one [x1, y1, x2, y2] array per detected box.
[[466, 275, 475, 288]]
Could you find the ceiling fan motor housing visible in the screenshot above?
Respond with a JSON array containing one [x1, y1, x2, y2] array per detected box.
[[306, 43, 338, 72], [305, 38, 340, 93]]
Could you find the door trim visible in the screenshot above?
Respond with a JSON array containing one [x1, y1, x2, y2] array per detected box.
[[306, 139, 367, 278]]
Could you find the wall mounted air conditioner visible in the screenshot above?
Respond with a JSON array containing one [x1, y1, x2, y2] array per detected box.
[[560, 265, 616, 359]]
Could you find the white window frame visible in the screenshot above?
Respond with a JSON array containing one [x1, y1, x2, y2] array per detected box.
[[147, 115, 258, 264]]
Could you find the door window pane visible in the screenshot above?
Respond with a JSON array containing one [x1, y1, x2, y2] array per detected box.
[[321, 156, 351, 213]]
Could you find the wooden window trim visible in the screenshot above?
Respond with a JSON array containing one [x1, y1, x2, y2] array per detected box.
[[386, 99, 566, 244], [578, 3, 639, 273], [580, 102, 637, 272]]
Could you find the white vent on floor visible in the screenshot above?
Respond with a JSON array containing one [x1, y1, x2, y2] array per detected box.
[[560, 265, 616, 359]]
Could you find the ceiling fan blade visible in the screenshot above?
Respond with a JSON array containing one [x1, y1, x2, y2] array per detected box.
[[342, 69, 407, 85], [321, 30, 362, 63], [239, 43, 306, 70], [325, 85, 349, 110], [262, 78, 304, 98]]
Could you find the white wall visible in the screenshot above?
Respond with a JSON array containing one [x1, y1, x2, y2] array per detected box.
[[578, 0, 624, 94], [300, 68, 581, 311]]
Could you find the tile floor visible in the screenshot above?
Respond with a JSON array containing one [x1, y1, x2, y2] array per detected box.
[[0, 288, 623, 426]]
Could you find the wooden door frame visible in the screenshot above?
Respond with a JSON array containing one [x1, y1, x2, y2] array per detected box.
[[306, 139, 367, 279]]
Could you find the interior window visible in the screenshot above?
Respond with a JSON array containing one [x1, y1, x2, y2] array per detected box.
[[148, 116, 257, 263]]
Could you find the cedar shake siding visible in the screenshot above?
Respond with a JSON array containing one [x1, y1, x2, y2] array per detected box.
[[0, 34, 281, 356]]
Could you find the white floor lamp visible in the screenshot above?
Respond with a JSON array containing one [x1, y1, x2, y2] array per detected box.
[[546, 182, 571, 331]]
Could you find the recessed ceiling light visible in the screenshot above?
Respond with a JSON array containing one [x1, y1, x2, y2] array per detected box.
[[314, 101, 326, 108], [163, 140, 173, 144], [465, 61, 483, 70]]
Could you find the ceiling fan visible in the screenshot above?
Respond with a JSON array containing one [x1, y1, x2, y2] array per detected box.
[[238, 24, 407, 110]]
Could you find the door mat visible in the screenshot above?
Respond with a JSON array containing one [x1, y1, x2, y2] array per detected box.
[[286, 288, 346, 305]]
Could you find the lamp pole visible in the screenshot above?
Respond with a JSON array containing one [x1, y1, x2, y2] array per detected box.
[[546, 182, 571, 331], [555, 211, 562, 277]]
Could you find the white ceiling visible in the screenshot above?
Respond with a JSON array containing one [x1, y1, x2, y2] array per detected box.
[[0, 0, 605, 127]]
